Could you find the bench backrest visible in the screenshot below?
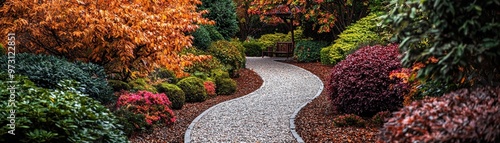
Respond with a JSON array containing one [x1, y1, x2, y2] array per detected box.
[[276, 42, 293, 53]]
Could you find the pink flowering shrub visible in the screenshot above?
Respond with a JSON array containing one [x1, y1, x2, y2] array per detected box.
[[204, 81, 217, 97], [116, 91, 176, 125]]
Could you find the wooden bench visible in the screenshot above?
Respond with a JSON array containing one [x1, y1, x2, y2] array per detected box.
[[262, 42, 294, 58]]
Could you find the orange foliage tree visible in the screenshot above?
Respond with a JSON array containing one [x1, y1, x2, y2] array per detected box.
[[0, 0, 213, 80]]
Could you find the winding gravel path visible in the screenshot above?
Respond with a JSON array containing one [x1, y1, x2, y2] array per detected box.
[[185, 57, 323, 143]]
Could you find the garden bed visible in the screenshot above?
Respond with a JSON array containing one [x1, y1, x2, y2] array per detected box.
[[285, 61, 379, 142], [129, 68, 263, 143]]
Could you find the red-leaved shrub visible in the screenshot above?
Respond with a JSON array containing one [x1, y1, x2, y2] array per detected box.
[[378, 86, 500, 143], [204, 81, 217, 97], [327, 44, 405, 117], [116, 91, 176, 125]]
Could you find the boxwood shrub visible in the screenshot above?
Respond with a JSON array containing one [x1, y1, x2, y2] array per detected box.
[[0, 74, 127, 142], [177, 76, 208, 102], [156, 83, 186, 109], [0, 53, 115, 104]]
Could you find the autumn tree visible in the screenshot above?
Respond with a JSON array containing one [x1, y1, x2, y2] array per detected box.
[[0, 0, 213, 80], [248, 0, 387, 41]]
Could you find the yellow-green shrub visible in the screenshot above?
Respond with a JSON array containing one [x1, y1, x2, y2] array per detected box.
[[321, 12, 382, 65]]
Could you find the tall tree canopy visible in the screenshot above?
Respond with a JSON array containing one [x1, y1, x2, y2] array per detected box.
[[0, 0, 213, 80], [248, 0, 387, 40]]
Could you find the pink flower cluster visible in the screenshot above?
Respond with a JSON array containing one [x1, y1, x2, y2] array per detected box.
[[117, 91, 176, 125]]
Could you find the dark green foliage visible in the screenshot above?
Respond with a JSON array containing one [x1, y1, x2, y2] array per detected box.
[[128, 78, 157, 93], [0, 53, 115, 104], [294, 40, 330, 62], [200, 0, 239, 39], [156, 83, 186, 109], [383, 0, 500, 88], [370, 111, 391, 127], [242, 41, 263, 57], [205, 25, 224, 41], [216, 78, 237, 95], [113, 107, 149, 137], [0, 74, 128, 143], [328, 44, 405, 117], [321, 12, 384, 65], [177, 76, 207, 102], [208, 40, 245, 77], [151, 68, 178, 84], [378, 86, 500, 142], [192, 25, 212, 50], [108, 80, 131, 92], [0, 43, 5, 54], [333, 114, 367, 128]]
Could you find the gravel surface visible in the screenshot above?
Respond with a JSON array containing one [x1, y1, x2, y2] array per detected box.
[[187, 57, 323, 143]]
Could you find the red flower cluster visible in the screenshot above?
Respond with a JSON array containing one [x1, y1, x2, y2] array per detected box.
[[117, 91, 176, 125], [204, 81, 217, 97]]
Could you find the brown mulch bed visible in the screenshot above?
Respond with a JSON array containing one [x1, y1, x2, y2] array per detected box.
[[284, 61, 379, 143], [129, 68, 263, 143]]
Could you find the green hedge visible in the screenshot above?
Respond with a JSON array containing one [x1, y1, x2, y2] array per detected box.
[[0, 74, 127, 142], [321, 12, 383, 65], [177, 76, 207, 102], [294, 40, 329, 62], [242, 41, 263, 57]]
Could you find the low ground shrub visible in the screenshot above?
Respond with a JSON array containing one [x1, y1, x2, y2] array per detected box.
[[177, 76, 208, 102], [0, 53, 115, 104], [156, 83, 186, 109], [378, 86, 500, 142], [216, 78, 237, 95], [320, 48, 331, 65], [151, 68, 178, 84], [242, 41, 263, 57], [129, 78, 157, 93], [0, 74, 127, 142], [294, 40, 329, 62], [327, 44, 405, 117], [108, 79, 131, 92], [116, 91, 176, 126], [370, 111, 392, 127], [113, 107, 149, 136], [333, 114, 367, 128], [208, 40, 245, 77]]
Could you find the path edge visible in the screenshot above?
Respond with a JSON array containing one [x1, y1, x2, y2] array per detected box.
[[184, 68, 267, 143], [284, 63, 324, 143]]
